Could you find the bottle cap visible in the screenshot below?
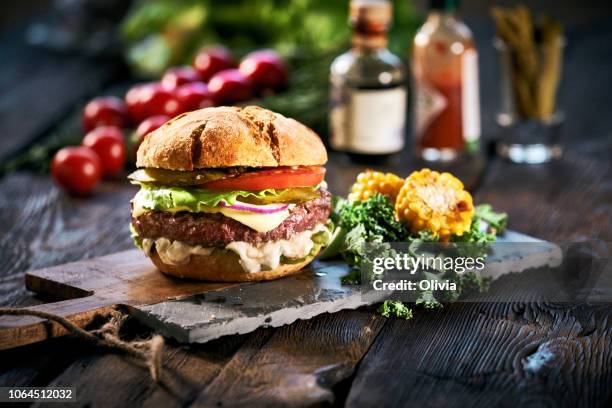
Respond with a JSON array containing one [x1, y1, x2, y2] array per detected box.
[[350, 0, 393, 34]]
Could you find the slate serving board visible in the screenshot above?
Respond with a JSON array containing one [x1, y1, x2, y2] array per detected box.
[[134, 231, 562, 343], [0, 231, 561, 349]]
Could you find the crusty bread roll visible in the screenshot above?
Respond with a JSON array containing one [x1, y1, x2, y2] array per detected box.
[[136, 106, 327, 170], [149, 249, 318, 282]]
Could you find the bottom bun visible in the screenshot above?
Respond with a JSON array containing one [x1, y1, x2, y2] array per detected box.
[[148, 249, 318, 282]]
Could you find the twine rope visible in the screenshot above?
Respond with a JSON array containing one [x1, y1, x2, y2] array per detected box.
[[0, 307, 164, 381]]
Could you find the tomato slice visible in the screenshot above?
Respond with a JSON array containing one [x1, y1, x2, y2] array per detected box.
[[201, 166, 325, 191]]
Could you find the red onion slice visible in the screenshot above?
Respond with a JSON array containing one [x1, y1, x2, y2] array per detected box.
[[218, 200, 289, 214]]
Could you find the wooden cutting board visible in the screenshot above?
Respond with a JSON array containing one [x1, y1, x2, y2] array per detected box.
[[0, 231, 563, 350], [0, 250, 243, 350]]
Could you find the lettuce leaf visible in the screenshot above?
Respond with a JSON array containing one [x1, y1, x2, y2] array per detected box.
[[132, 185, 319, 213], [129, 223, 143, 249], [134, 186, 280, 212]]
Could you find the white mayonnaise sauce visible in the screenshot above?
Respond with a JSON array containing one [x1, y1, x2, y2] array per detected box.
[[142, 224, 328, 273], [142, 237, 213, 265]]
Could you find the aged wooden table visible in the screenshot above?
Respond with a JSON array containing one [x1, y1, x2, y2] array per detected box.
[[0, 18, 611, 407]]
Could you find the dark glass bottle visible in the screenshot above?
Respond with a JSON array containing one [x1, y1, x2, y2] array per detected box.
[[329, 0, 407, 162]]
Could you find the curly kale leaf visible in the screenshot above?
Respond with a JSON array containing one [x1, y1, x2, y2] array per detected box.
[[340, 270, 361, 285], [475, 204, 508, 235], [451, 204, 507, 257], [330, 194, 502, 314], [451, 218, 495, 258], [378, 300, 413, 320], [436, 270, 491, 303], [338, 194, 411, 242], [332, 194, 412, 266], [415, 290, 443, 309], [413, 229, 440, 243], [459, 271, 492, 297]]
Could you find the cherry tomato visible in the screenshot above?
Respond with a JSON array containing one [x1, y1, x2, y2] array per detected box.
[[193, 46, 235, 81], [82, 96, 128, 132], [51, 146, 103, 195], [125, 83, 152, 123], [239, 49, 288, 93], [136, 115, 170, 142], [175, 82, 214, 112], [201, 166, 325, 191], [208, 69, 252, 105], [125, 83, 181, 123], [161, 66, 201, 90], [133, 115, 170, 157], [82, 126, 126, 177], [161, 96, 183, 117]]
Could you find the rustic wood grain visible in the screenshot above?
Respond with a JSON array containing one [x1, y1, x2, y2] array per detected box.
[[0, 173, 137, 308], [346, 301, 612, 407], [19, 311, 385, 408], [0, 27, 124, 161], [31, 334, 249, 408], [0, 297, 116, 350], [23, 249, 239, 305], [190, 310, 385, 407], [474, 150, 612, 243]]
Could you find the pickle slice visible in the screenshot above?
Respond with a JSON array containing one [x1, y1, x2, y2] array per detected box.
[[128, 168, 228, 186], [237, 187, 320, 204]]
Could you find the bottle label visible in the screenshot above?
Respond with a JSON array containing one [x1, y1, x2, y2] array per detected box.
[[330, 87, 406, 154], [461, 49, 481, 142], [413, 81, 447, 137]]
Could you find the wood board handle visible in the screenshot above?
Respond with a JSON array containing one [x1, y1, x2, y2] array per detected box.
[[0, 296, 116, 350]]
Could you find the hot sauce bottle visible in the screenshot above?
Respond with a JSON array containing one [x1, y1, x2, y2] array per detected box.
[[330, 0, 407, 162], [412, 0, 481, 162]]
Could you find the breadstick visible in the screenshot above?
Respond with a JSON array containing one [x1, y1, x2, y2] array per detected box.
[[536, 15, 563, 118]]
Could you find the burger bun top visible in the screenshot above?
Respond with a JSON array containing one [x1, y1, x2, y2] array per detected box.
[[136, 106, 327, 170]]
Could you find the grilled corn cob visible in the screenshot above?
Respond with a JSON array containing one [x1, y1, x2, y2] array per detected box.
[[348, 170, 405, 204], [395, 169, 474, 241]]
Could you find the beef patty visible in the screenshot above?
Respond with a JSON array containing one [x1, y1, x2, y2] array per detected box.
[[132, 189, 331, 247]]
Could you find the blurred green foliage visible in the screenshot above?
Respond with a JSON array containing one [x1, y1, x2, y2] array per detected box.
[[122, 0, 419, 76]]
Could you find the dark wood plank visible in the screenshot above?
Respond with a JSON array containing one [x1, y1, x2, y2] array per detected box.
[[31, 334, 248, 408], [20, 310, 384, 408], [0, 172, 137, 308], [0, 172, 141, 386], [190, 310, 386, 407], [0, 337, 86, 389], [0, 27, 123, 161], [346, 301, 612, 407], [474, 150, 612, 243]]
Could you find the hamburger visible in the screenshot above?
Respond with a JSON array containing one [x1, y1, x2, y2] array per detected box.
[[129, 106, 332, 281]]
